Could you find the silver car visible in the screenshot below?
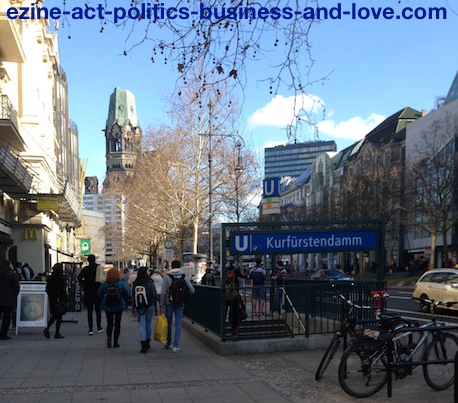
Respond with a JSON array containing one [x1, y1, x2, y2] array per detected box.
[[412, 268, 458, 312]]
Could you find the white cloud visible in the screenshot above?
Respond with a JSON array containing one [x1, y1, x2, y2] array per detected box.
[[247, 94, 324, 129], [247, 94, 386, 144], [318, 113, 386, 141]]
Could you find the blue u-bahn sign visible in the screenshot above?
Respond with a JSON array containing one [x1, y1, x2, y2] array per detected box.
[[263, 178, 280, 198], [230, 229, 377, 255]]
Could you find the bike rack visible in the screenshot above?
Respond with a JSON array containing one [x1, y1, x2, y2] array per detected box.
[[384, 324, 458, 398]]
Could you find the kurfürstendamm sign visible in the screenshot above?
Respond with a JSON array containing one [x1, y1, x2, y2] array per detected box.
[[230, 230, 377, 255]]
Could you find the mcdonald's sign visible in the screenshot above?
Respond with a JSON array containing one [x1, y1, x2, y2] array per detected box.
[[24, 229, 39, 240]]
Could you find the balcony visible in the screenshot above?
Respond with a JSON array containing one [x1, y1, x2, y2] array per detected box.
[[0, 145, 32, 195], [58, 180, 82, 227], [0, 12, 25, 63], [27, 181, 82, 227], [0, 94, 25, 151]]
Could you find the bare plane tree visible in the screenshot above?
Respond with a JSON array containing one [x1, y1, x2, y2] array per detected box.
[[404, 114, 458, 269], [104, 77, 260, 262], [54, 0, 328, 134], [339, 143, 404, 275]]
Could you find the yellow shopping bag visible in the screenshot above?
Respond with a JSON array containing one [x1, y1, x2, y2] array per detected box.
[[154, 313, 168, 344]]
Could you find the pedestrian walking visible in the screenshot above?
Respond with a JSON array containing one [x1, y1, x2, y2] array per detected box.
[[0, 260, 19, 340], [132, 267, 158, 353], [127, 268, 138, 319], [160, 260, 195, 353], [44, 263, 68, 339], [150, 269, 163, 315], [98, 268, 130, 348], [78, 254, 104, 335]]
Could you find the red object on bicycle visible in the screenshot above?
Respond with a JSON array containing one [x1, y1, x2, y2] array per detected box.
[[370, 290, 389, 308]]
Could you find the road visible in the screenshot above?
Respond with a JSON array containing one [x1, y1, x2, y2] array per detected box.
[[386, 286, 458, 325]]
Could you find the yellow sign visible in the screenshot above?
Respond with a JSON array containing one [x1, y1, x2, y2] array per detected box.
[[37, 196, 58, 211], [24, 228, 38, 240]]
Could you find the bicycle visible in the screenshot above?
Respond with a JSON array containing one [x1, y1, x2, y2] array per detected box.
[[315, 288, 390, 381], [338, 297, 458, 398]]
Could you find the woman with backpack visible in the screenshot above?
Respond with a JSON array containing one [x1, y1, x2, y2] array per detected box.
[[98, 268, 130, 349], [132, 267, 158, 353]]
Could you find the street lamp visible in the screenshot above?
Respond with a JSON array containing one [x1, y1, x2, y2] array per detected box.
[[234, 140, 245, 224], [234, 139, 245, 280], [199, 103, 245, 271]]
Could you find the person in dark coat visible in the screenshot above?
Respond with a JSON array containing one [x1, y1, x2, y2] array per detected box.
[[200, 268, 215, 286], [78, 254, 103, 335], [225, 271, 245, 342], [0, 260, 19, 340], [44, 263, 68, 339], [231, 261, 247, 289]]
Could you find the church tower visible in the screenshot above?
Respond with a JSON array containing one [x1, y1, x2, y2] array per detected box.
[[104, 87, 142, 187]]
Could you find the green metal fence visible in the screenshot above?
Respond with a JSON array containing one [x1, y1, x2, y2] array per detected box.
[[184, 280, 385, 340]]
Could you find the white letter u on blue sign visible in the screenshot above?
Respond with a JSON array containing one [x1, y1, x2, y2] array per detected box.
[[263, 178, 280, 197], [234, 235, 250, 252]]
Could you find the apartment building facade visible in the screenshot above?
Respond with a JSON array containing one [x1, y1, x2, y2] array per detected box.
[[271, 107, 423, 274], [0, 2, 82, 273]]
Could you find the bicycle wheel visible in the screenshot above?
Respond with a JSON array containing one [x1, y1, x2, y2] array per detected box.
[[315, 333, 341, 381], [423, 332, 458, 390], [390, 319, 423, 365], [338, 338, 388, 398]]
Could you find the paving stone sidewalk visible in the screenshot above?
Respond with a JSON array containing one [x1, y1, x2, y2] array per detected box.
[[0, 310, 455, 402]]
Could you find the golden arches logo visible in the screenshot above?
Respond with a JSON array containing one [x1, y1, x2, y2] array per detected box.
[[24, 229, 38, 240]]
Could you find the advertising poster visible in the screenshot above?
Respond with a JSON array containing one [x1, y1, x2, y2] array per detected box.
[[16, 282, 48, 333]]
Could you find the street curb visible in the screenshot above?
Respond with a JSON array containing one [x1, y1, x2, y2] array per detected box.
[[182, 317, 331, 356]]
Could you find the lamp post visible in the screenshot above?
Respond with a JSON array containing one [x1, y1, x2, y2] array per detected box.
[[199, 103, 245, 271], [234, 139, 245, 280], [234, 139, 245, 224], [207, 108, 214, 271]]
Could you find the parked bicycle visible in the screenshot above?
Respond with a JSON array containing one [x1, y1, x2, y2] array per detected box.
[[338, 297, 458, 398], [315, 288, 390, 381]]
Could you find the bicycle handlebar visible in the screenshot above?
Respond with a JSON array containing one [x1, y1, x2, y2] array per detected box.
[[412, 297, 458, 308], [333, 290, 373, 310]]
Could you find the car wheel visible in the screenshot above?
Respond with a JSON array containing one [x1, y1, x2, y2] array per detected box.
[[419, 293, 430, 313]]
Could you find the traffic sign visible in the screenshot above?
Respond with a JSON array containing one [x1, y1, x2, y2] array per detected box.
[[80, 239, 91, 255]]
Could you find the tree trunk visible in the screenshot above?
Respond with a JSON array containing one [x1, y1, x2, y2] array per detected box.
[[429, 233, 437, 270], [442, 228, 449, 266], [192, 218, 199, 255]]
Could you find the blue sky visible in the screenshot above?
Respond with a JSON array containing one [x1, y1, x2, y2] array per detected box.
[[46, 0, 457, 181]]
